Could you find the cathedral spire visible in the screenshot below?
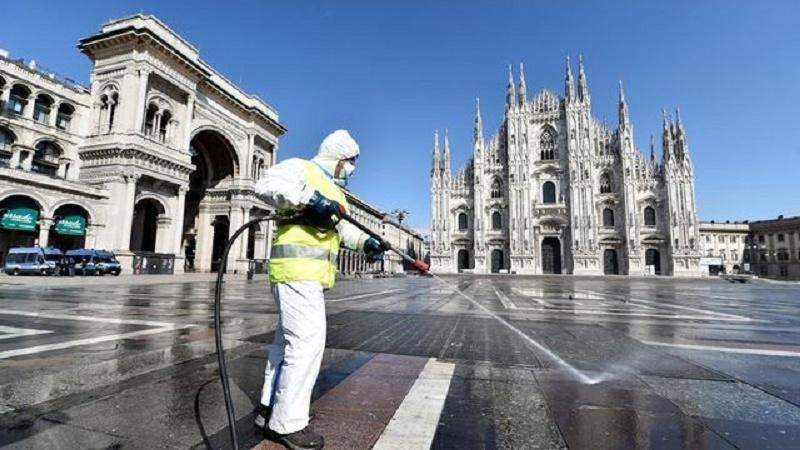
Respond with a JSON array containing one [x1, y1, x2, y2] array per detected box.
[[474, 98, 484, 144], [650, 134, 656, 162], [577, 54, 590, 104], [618, 80, 629, 129], [442, 129, 451, 175], [432, 129, 441, 175], [564, 56, 575, 103], [662, 108, 673, 162], [506, 64, 516, 110], [675, 108, 688, 159], [518, 62, 527, 106]]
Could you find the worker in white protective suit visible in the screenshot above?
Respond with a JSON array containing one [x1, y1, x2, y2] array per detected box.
[[253, 129, 386, 450]]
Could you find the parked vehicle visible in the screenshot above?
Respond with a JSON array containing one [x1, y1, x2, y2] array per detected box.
[[3, 246, 62, 276], [65, 249, 122, 276]]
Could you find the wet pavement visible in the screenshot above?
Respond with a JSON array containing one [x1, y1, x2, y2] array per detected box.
[[0, 274, 799, 449]]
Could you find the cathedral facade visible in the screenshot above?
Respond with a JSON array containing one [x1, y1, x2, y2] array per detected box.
[[429, 59, 703, 276]]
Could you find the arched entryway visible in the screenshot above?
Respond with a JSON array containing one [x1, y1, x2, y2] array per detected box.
[[491, 249, 504, 273], [457, 249, 470, 271], [184, 129, 239, 272], [603, 249, 619, 275], [541, 237, 562, 274], [130, 198, 164, 252], [50, 204, 89, 251], [645, 249, 662, 275], [0, 195, 42, 265]]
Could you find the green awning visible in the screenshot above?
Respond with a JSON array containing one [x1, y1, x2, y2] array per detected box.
[[54, 214, 86, 235], [1, 206, 39, 231]]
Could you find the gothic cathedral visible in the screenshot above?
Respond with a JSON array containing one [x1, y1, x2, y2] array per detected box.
[[429, 58, 703, 276]]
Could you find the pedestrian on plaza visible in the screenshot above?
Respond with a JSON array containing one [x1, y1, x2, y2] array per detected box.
[[252, 129, 386, 450]]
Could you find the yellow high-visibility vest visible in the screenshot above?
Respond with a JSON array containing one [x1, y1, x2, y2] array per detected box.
[[269, 161, 347, 288]]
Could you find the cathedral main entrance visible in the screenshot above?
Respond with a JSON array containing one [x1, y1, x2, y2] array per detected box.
[[490, 249, 504, 273], [457, 249, 470, 271], [646, 249, 662, 275], [603, 249, 619, 275], [541, 237, 562, 274]]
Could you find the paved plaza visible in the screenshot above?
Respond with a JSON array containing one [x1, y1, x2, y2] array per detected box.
[[0, 274, 799, 449]]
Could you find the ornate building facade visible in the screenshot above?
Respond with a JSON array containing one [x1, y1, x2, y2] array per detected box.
[[430, 59, 703, 276], [0, 14, 423, 275]]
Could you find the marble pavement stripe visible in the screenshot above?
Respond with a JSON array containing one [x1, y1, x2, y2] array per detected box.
[[371, 359, 455, 450], [0, 325, 53, 340], [251, 354, 428, 450]]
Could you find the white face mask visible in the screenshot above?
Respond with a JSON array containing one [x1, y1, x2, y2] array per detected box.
[[339, 161, 356, 179]]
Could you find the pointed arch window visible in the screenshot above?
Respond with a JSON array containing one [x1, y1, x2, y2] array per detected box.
[[490, 178, 503, 199], [599, 173, 612, 194], [492, 211, 502, 230], [458, 212, 468, 230], [644, 206, 656, 226], [542, 181, 556, 204], [540, 127, 557, 160], [602, 208, 615, 227]]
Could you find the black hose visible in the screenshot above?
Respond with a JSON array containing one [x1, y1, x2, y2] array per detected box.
[[214, 215, 274, 450]]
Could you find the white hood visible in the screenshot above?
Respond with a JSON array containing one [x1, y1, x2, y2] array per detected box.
[[311, 129, 360, 176]]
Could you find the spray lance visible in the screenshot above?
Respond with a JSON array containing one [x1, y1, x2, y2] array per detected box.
[[213, 210, 428, 450]]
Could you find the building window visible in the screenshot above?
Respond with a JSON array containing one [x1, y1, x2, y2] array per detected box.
[[458, 213, 468, 230], [0, 128, 14, 152], [705, 235, 710, 243], [744, 251, 750, 262], [720, 250, 726, 261], [33, 94, 54, 124], [492, 212, 502, 230], [777, 248, 790, 261], [644, 207, 656, 226], [599, 173, 612, 194], [542, 181, 556, 204], [778, 234, 785, 242], [32, 141, 62, 177], [759, 250, 767, 262], [539, 127, 556, 160], [98, 86, 120, 134], [707, 250, 714, 257], [602, 208, 614, 227], [731, 236, 737, 243], [732, 250, 738, 261], [758, 235, 765, 244], [56, 103, 74, 131], [490, 178, 503, 199], [7, 84, 31, 115]]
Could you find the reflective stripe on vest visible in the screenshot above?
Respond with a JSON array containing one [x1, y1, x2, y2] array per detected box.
[[268, 161, 347, 288], [271, 244, 336, 263]]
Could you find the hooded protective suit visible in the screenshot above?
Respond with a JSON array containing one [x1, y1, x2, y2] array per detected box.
[[253, 129, 369, 437]]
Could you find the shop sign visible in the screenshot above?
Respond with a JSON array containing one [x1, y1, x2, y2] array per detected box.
[[1, 207, 38, 231]]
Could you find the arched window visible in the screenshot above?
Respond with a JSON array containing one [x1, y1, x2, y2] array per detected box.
[[458, 213, 468, 230], [603, 208, 615, 227], [599, 173, 612, 194], [492, 211, 502, 229], [644, 206, 656, 226], [144, 103, 158, 136], [56, 103, 74, 131], [7, 84, 31, 115], [490, 178, 503, 199], [0, 128, 14, 152], [158, 110, 173, 143], [542, 181, 556, 204], [33, 94, 54, 124], [32, 141, 62, 177], [540, 127, 557, 160], [98, 86, 119, 134]]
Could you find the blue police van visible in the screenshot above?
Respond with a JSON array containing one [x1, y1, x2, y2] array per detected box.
[[65, 249, 122, 276], [3, 247, 62, 276]]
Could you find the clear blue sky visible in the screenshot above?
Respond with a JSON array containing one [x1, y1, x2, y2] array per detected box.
[[3, 1, 799, 233]]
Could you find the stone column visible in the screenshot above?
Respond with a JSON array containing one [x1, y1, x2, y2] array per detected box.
[[57, 157, 69, 178], [20, 150, 33, 171], [173, 185, 188, 255], [85, 224, 101, 249], [227, 203, 246, 272], [120, 172, 140, 250], [195, 207, 214, 272], [134, 70, 150, 133], [38, 218, 53, 248], [182, 93, 195, 151], [9, 146, 21, 169], [155, 216, 171, 253], [49, 103, 59, 128]]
